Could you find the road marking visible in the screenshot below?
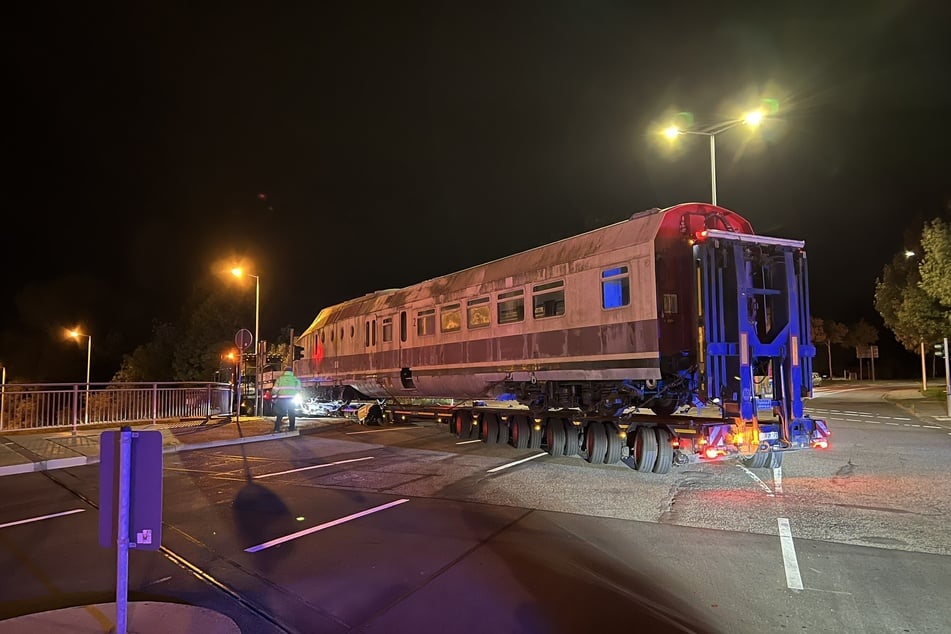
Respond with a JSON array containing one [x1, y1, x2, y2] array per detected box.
[[487, 452, 547, 473], [923, 425, 942, 429], [256, 456, 375, 479], [245, 499, 410, 553], [457, 439, 483, 445], [738, 465, 774, 495], [885, 422, 899, 426], [346, 426, 416, 435], [0, 508, 85, 530], [777, 518, 804, 590]]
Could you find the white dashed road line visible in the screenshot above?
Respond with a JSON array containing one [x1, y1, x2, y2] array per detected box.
[[486, 452, 547, 473], [778, 518, 804, 590], [245, 498, 410, 553], [256, 456, 375, 479], [0, 508, 85, 530]]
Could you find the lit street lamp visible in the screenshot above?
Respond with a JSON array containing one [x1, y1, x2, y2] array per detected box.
[[231, 267, 262, 416], [68, 329, 92, 425], [662, 109, 766, 206]]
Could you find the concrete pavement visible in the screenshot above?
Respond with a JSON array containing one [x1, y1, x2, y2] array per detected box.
[[0, 388, 947, 633]]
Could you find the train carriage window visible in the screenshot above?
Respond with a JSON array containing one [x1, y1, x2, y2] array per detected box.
[[365, 321, 370, 347], [440, 303, 462, 332], [400, 311, 407, 342], [417, 308, 436, 336], [532, 280, 565, 319], [372, 319, 377, 346], [382, 317, 392, 343], [601, 266, 630, 309], [497, 289, 524, 324], [467, 297, 491, 329]]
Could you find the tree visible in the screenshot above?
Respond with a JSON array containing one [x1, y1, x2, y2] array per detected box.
[[875, 217, 951, 388], [919, 218, 951, 314], [811, 317, 847, 378], [843, 319, 879, 380], [112, 321, 177, 382]]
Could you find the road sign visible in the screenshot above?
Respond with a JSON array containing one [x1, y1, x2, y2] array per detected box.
[[99, 430, 163, 550], [855, 345, 879, 359], [235, 328, 254, 350]]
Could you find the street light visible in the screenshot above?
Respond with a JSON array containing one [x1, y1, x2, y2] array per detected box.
[[68, 328, 92, 425], [662, 109, 766, 206], [231, 267, 261, 416]]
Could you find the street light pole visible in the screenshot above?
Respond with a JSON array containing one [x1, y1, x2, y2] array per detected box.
[[254, 274, 261, 417], [69, 329, 92, 426], [231, 268, 262, 417], [662, 109, 765, 206]]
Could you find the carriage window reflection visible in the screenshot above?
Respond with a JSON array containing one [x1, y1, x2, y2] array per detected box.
[[602, 266, 630, 309], [467, 297, 491, 329]]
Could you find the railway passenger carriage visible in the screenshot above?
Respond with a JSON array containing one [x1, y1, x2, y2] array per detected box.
[[294, 202, 830, 472]]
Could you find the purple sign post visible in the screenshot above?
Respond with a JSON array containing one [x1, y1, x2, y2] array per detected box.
[[99, 429, 163, 634]]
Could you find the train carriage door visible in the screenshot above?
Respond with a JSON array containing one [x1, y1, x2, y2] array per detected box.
[[399, 310, 415, 389]]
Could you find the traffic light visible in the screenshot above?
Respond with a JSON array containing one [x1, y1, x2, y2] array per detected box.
[[293, 345, 305, 361], [936, 342, 946, 358]]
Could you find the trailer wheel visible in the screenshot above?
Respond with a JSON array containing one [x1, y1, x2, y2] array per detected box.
[[453, 411, 473, 439], [563, 419, 580, 456], [584, 421, 607, 464], [653, 428, 673, 474], [604, 422, 623, 465], [528, 420, 543, 450], [545, 417, 566, 457], [481, 413, 501, 445], [497, 417, 510, 445], [633, 426, 657, 471], [511, 415, 530, 449], [743, 450, 768, 468]]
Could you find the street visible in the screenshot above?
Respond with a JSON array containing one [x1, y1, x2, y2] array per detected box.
[[1, 381, 949, 633]]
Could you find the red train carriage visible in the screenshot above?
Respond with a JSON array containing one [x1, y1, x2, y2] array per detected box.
[[293, 203, 829, 472]]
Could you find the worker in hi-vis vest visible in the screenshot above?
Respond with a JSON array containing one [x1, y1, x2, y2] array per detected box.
[[272, 366, 302, 432]]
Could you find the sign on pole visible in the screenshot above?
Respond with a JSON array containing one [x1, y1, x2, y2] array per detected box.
[[99, 429, 163, 548], [235, 328, 253, 351], [99, 429, 163, 634]]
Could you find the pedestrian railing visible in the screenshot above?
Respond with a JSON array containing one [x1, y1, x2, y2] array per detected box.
[[0, 381, 236, 432]]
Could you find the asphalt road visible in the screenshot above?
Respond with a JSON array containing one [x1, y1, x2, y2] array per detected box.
[[0, 382, 949, 633]]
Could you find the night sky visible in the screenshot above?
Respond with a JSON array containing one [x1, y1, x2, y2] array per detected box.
[[4, 2, 950, 382]]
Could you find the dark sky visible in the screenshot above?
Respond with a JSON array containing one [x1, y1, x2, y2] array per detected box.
[[4, 2, 950, 382]]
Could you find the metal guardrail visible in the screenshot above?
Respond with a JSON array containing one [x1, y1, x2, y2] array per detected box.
[[0, 382, 236, 433]]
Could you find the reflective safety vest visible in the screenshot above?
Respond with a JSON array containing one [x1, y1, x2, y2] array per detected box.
[[273, 371, 301, 400]]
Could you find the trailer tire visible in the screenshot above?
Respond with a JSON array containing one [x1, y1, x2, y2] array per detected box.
[[545, 418, 566, 457], [481, 413, 501, 445], [604, 422, 623, 465], [743, 450, 768, 469], [563, 419, 580, 456], [633, 426, 658, 471], [453, 411, 473, 439], [528, 420, 543, 450], [584, 421, 607, 464], [653, 428, 673, 474], [511, 415, 530, 449]]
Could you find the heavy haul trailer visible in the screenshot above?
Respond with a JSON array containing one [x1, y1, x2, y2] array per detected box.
[[295, 203, 830, 473]]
